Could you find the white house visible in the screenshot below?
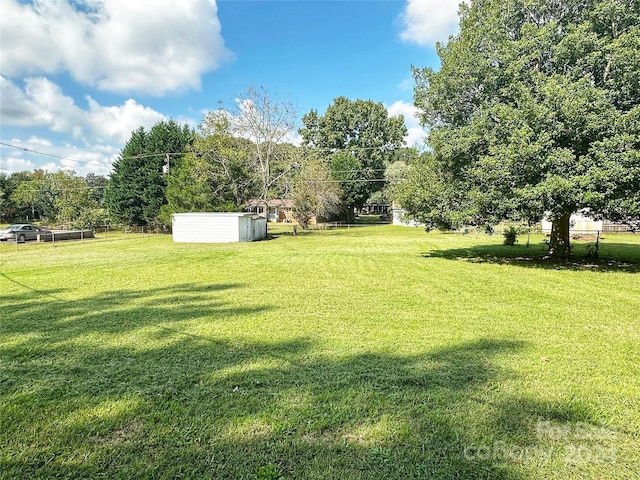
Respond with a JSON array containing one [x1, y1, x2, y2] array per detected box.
[[540, 211, 630, 234], [172, 212, 267, 243]]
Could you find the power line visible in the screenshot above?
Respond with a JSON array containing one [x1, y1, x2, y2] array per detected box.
[[301, 144, 410, 153], [2, 139, 411, 166], [1, 141, 412, 182], [121, 152, 185, 160], [0, 141, 111, 169], [0, 141, 187, 169], [301, 178, 404, 183]]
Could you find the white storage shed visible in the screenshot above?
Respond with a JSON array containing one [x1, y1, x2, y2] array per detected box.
[[172, 212, 267, 243]]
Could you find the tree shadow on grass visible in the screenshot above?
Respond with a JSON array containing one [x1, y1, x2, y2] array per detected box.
[[421, 243, 640, 273], [1, 314, 616, 480], [0, 282, 262, 344]]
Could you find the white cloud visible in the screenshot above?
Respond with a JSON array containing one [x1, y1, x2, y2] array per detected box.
[[24, 78, 87, 135], [1, 77, 167, 175], [85, 97, 167, 143], [0, 136, 117, 176], [0, 76, 54, 127], [0, 155, 40, 175], [1, 76, 166, 144], [398, 0, 466, 47], [0, 0, 231, 95], [387, 100, 427, 148]]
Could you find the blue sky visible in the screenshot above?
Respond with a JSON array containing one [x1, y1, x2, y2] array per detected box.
[[0, 0, 462, 176]]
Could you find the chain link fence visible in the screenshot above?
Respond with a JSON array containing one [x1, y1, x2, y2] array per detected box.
[[1, 224, 173, 252]]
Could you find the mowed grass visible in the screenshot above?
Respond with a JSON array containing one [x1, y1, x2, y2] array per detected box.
[[1, 226, 639, 479]]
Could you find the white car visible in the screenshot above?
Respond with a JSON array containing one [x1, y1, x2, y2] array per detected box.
[[0, 224, 52, 242]]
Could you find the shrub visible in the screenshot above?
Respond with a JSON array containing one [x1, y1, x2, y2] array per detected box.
[[503, 226, 518, 246], [71, 208, 108, 230]]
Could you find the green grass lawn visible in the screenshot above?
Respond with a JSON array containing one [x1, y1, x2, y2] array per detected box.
[[1, 226, 639, 479]]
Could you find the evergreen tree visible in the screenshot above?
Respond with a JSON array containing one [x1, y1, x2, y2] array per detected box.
[[105, 121, 193, 226]]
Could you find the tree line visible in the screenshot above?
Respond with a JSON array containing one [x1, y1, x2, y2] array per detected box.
[[106, 89, 410, 229], [1, 89, 413, 229], [0, 169, 108, 229]]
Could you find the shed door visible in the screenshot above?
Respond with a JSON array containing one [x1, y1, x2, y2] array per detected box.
[[245, 218, 252, 241]]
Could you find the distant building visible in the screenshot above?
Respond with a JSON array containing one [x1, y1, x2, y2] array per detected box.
[[246, 199, 294, 223], [541, 211, 631, 233], [391, 203, 423, 227], [360, 201, 391, 216]]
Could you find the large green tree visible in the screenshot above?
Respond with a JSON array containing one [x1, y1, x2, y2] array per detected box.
[[412, 0, 640, 257], [393, 151, 477, 229], [161, 112, 256, 222], [9, 170, 49, 222], [300, 97, 407, 222], [45, 171, 92, 226], [105, 121, 193, 226], [0, 172, 32, 222]]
